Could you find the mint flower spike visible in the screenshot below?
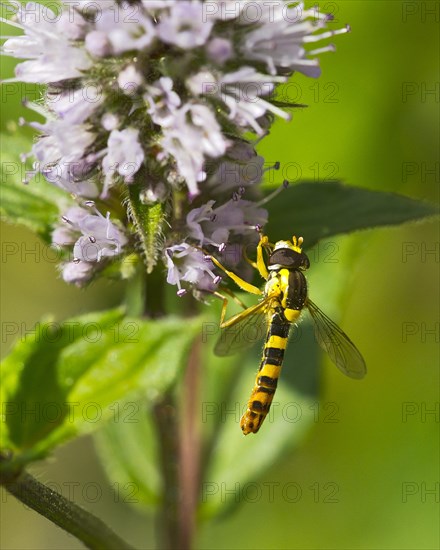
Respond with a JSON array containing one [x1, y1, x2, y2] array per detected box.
[[2, 0, 349, 294]]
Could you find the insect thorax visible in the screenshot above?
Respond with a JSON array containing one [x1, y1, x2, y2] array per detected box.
[[265, 268, 308, 313]]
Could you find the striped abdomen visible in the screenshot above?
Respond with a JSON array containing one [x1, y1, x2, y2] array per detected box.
[[240, 268, 307, 435], [240, 309, 291, 434]]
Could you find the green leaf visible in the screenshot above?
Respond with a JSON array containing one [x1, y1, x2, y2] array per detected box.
[[0, 133, 65, 242], [0, 308, 202, 472], [95, 401, 162, 509], [266, 181, 439, 248], [198, 318, 320, 520]]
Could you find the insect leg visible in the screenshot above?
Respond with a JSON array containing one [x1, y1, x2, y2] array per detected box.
[[243, 246, 258, 270], [240, 234, 272, 279], [209, 255, 262, 295], [212, 289, 248, 328], [256, 234, 271, 280]]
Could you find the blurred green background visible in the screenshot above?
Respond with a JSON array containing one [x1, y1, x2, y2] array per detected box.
[[1, 1, 439, 549]]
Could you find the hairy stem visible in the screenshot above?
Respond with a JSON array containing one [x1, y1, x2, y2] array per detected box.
[[1, 470, 134, 550]]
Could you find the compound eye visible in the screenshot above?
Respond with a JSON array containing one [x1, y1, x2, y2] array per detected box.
[[301, 254, 310, 270]]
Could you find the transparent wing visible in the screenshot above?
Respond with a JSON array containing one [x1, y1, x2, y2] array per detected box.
[[306, 299, 366, 379], [214, 298, 271, 357]]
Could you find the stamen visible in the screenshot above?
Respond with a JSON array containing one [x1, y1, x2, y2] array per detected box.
[[253, 132, 270, 146], [22, 99, 49, 118], [304, 26, 351, 43], [177, 289, 187, 297], [89, 236, 96, 243], [213, 275, 222, 285], [256, 180, 289, 207], [23, 169, 37, 183], [309, 44, 336, 56], [218, 242, 227, 253], [86, 150, 106, 163], [19, 152, 32, 163], [0, 17, 24, 30]]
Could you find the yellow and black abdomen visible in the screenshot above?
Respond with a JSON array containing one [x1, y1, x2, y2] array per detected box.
[[240, 269, 308, 434]]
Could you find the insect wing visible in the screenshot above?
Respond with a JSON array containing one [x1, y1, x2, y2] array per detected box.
[[214, 299, 269, 357], [307, 299, 366, 379]]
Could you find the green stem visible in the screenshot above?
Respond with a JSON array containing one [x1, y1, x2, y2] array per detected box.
[[144, 267, 166, 319], [146, 271, 200, 550], [2, 470, 134, 550], [179, 336, 202, 550], [153, 394, 181, 550], [143, 269, 180, 549]]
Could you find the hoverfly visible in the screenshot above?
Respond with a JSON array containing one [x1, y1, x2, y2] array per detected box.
[[209, 233, 366, 435]]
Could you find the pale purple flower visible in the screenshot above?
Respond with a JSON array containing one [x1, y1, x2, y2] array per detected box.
[[185, 201, 216, 244], [52, 206, 90, 247], [102, 128, 145, 197], [29, 119, 98, 197], [62, 260, 95, 286], [73, 212, 128, 262], [85, 31, 112, 58], [203, 1, 244, 21], [165, 243, 220, 294], [240, 1, 349, 77], [91, 4, 155, 55], [101, 113, 120, 131], [157, 2, 214, 50], [2, 3, 90, 83], [145, 77, 181, 127], [217, 67, 290, 134], [207, 37, 233, 64], [142, 0, 179, 11], [32, 120, 95, 163], [48, 87, 104, 125], [41, 155, 99, 198], [52, 205, 128, 271], [208, 154, 265, 193], [160, 104, 229, 195], [186, 198, 267, 248], [118, 66, 144, 95]]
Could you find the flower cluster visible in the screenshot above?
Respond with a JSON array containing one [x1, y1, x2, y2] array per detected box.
[[2, 0, 348, 292]]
